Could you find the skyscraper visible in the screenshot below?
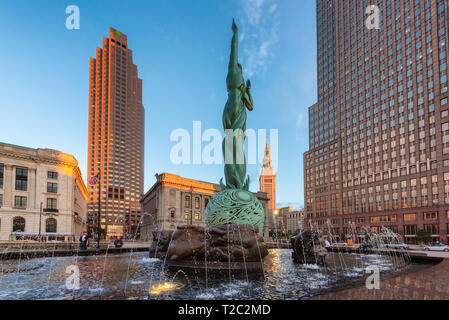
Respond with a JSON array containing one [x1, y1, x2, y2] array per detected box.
[[87, 27, 145, 238], [304, 0, 449, 244], [260, 141, 276, 211]]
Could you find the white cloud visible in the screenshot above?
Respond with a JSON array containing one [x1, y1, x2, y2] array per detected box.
[[238, 0, 280, 78]]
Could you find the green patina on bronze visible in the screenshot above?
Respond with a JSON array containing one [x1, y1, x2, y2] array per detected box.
[[205, 189, 265, 234], [220, 18, 253, 191], [205, 19, 265, 233]]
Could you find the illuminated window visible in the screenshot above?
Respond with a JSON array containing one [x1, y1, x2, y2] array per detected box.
[[195, 197, 200, 209]]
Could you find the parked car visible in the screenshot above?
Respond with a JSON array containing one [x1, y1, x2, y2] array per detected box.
[[330, 242, 358, 250], [423, 243, 449, 252], [359, 242, 378, 249], [332, 242, 349, 247], [384, 242, 409, 250]]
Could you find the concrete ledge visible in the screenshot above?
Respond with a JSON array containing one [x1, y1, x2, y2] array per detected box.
[[0, 247, 149, 260]]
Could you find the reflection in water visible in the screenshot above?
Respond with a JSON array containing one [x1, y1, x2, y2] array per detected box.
[[0, 249, 408, 300], [149, 282, 184, 295]]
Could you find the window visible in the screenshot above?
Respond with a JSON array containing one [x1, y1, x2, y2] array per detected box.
[[195, 197, 200, 209], [355, 217, 365, 224], [15, 168, 28, 191], [46, 198, 57, 210], [404, 214, 416, 221], [404, 225, 417, 235], [423, 212, 438, 220], [47, 182, 58, 194], [12, 217, 25, 232], [14, 196, 27, 208], [205, 198, 209, 208], [195, 212, 200, 220], [0, 194, 2, 206], [424, 224, 439, 235], [185, 195, 191, 208], [46, 218, 57, 233], [0, 165, 3, 189], [185, 212, 190, 220], [370, 215, 397, 223], [47, 171, 58, 179]]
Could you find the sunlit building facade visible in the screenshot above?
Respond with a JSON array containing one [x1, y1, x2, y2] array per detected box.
[[87, 27, 145, 238], [304, 0, 449, 244], [0, 143, 89, 242]]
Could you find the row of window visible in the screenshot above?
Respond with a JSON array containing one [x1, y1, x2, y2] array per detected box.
[[0, 166, 58, 192], [12, 196, 58, 210], [184, 195, 210, 209], [6, 216, 57, 233], [310, 211, 448, 223]]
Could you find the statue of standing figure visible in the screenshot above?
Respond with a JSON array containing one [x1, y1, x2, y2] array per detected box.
[[220, 19, 254, 191], [205, 19, 264, 235]]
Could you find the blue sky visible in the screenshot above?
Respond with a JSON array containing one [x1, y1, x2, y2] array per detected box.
[[0, 0, 317, 209]]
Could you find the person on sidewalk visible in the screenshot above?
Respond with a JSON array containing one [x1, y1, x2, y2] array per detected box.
[[324, 239, 331, 251], [79, 232, 89, 250], [114, 236, 124, 248]]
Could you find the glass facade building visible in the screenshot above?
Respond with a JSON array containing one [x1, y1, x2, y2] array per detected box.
[[304, 0, 449, 243]]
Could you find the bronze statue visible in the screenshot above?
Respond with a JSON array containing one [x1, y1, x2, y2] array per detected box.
[[221, 19, 254, 191], [206, 19, 265, 234]]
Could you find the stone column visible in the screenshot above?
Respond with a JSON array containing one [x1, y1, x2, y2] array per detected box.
[[4, 165, 13, 207], [28, 168, 36, 210]]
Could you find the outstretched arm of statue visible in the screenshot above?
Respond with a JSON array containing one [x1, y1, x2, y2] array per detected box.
[[229, 18, 239, 69]]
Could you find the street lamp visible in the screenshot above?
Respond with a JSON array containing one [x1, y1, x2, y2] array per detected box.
[[38, 202, 43, 242], [189, 185, 193, 225], [96, 168, 101, 249]]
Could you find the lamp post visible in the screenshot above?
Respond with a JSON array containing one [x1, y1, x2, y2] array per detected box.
[[97, 171, 101, 249], [190, 185, 193, 225], [39, 202, 43, 242]]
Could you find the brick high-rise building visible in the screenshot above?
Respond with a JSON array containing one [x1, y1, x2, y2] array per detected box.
[[304, 0, 449, 244], [87, 27, 145, 238]]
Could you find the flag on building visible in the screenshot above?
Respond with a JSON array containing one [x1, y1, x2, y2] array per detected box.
[[89, 174, 99, 185]]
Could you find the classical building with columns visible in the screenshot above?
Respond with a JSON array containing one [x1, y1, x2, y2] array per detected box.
[[0, 143, 89, 242], [140, 173, 270, 241]]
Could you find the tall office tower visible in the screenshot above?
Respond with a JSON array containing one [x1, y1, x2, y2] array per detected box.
[[304, 0, 449, 244], [87, 27, 145, 238], [260, 141, 276, 211]]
